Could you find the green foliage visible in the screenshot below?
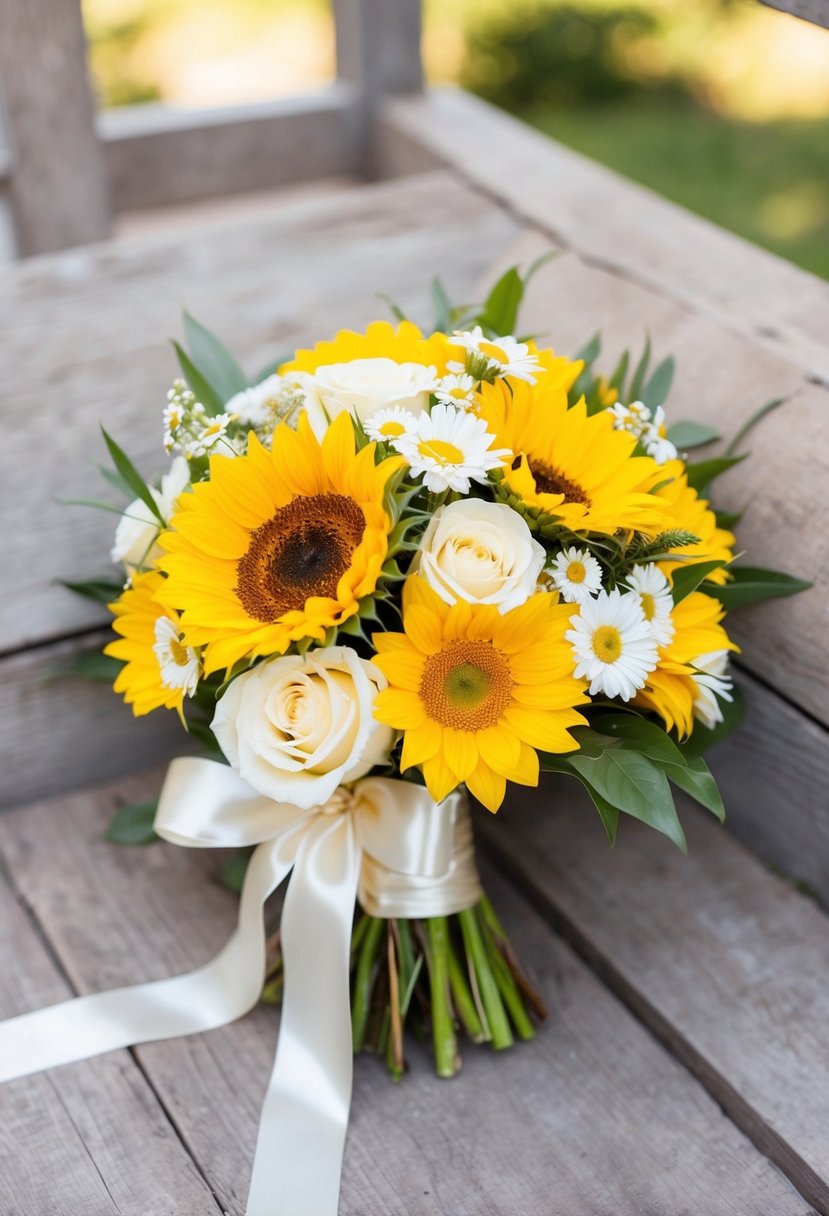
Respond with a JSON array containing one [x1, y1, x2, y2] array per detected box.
[[172, 342, 226, 416], [670, 560, 728, 604], [104, 800, 159, 846], [66, 650, 124, 682], [707, 566, 812, 609], [183, 312, 248, 402], [100, 427, 164, 524], [221, 852, 251, 895], [61, 578, 123, 606], [680, 684, 746, 759], [667, 420, 720, 451], [684, 453, 746, 495]]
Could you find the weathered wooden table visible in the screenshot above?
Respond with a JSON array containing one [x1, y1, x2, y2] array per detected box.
[[2, 95, 829, 1214]]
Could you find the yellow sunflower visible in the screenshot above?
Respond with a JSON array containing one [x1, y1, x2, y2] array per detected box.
[[281, 320, 454, 377], [105, 570, 200, 721], [477, 378, 670, 536], [158, 412, 403, 675], [655, 459, 736, 586], [635, 591, 739, 737], [372, 578, 589, 812]]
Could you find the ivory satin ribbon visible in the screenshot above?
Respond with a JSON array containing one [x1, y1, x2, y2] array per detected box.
[[0, 757, 481, 1216]]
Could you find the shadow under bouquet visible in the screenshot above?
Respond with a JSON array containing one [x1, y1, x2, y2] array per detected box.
[[54, 261, 807, 1211]]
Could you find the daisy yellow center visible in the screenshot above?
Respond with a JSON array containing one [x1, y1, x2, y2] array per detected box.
[[169, 636, 191, 666], [592, 625, 623, 664], [448, 387, 468, 400], [526, 457, 591, 506], [418, 438, 464, 465], [567, 561, 586, 584], [479, 340, 509, 364], [236, 493, 366, 622], [640, 592, 656, 621], [420, 639, 512, 731], [379, 421, 406, 437]]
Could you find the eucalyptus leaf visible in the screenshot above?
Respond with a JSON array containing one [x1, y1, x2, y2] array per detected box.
[[724, 396, 786, 457], [707, 566, 812, 609], [377, 293, 408, 323], [172, 341, 225, 416], [100, 427, 165, 525], [609, 349, 630, 393], [104, 800, 159, 846], [667, 420, 721, 450], [640, 355, 675, 410], [183, 312, 248, 401], [685, 454, 746, 495], [627, 335, 651, 403]]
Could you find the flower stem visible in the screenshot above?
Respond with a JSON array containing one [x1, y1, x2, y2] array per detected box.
[[386, 922, 405, 1081], [447, 934, 486, 1043], [476, 905, 535, 1041], [479, 894, 548, 1021], [458, 906, 513, 1051], [426, 916, 459, 1077], [352, 914, 385, 1052]]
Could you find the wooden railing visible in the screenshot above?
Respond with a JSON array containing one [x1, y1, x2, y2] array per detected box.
[[0, 0, 423, 257]]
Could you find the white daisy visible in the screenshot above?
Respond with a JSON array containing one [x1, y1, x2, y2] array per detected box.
[[549, 546, 603, 605], [394, 403, 510, 494], [624, 563, 676, 647], [364, 405, 420, 444], [448, 326, 541, 384], [111, 456, 190, 574], [433, 372, 478, 408], [690, 650, 734, 730], [153, 615, 200, 696], [607, 400, 677, 465], [566, 588, 659, 701]]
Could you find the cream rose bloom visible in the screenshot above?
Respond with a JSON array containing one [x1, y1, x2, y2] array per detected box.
[[111, 456, 190, 575], [211, 646, 394, 809], [302, 358, 437, 435], [416, 499, 546, 613]]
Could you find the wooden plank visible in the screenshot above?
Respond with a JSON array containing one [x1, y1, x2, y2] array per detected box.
[[0, 769, 814, 1215], [0, 0, 110, 255], [0, 859, 219, 1212], [762, 0, 829, 29], [480, 783, 829, 1215], [379, 89, 829, 384], [0, 171, 519, 655], [100, 88, 360, 212], [482, 229, 829, 727]]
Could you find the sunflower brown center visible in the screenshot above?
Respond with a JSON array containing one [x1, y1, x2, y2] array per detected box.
[[235, 493, 366, 622], [419, 639, 512, 732], [520, 455, 591, 506]]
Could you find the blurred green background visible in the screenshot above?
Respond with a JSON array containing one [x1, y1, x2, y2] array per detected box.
[[82, 0, 829, 278]]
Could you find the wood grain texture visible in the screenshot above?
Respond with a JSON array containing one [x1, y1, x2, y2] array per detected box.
[[0, 862, 219, 1213], [0, 171, 519, 653], [380, 89, 829, 384], [0, 0, 110, 254], [762, 0, 829, 29], [100, 88, 360, 212], [0, 769, 814, 1215], [480, 781, 829, 1214], [483, 228, 829, 726]]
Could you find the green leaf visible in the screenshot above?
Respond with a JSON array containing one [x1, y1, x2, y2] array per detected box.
[[724, 396, 786, 457], [671, 560, 728, 604], [641, 355, 675, 410], [707, 566, 812, 609], [61, 578, 122, 606], [567, 749, 686, 851], [667, 420, 721, 450], [574, 331, 601, 366], [100, 427, 165, 525], [680, 683, 745, 759], [104, 800, 159, 846], [685, 453, 746, 495], [220, 852, 250, 895], [608, 348, 630, 393], [377, 293, 408, 323], [479, 266, 523, 336], [667, 754, 725, 822], [575, 774, 620, 844], [98, 464, 134, 498], [715, 508, 743, 530], [183, 312, 248, 401], [431, 276, 454, 333], [172, 341, 226, 416], [67, 651, 124, 682], [628, 335, 651, 403]]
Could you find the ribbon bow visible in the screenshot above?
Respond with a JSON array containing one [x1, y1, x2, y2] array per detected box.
[[0, 758, 481, 1216]]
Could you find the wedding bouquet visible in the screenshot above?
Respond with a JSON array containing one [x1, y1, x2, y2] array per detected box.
[[34, 261, 805, 1214]]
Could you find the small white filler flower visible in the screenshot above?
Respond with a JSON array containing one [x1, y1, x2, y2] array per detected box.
[[394, 403, 509, 494], [448, 326, 541, 384], [624, 563, 676, 647], [152, 616, 200, 697], [549, 546, 603, 605], [690, 649, 734, 729], [566, 588, 659, 701]]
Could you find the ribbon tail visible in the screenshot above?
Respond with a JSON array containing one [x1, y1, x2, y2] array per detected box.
[[246, 814, 361, 1216], [0, 838, 295, 1084]]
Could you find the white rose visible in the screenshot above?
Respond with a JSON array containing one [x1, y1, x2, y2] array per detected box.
[[416, 499, 546, 613], [212, 646, 394, 809], [301, 358, 437, 435], [111, 456, 190, 574]]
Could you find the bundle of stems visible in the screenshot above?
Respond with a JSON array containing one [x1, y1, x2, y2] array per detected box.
[[263, 894, 547, 1079]]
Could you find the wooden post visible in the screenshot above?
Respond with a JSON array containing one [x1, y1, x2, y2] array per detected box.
[[0, 0, 110, 256], [333, 0, 423, 176]]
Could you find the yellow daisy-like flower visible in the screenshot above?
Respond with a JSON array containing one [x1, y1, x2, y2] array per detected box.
[[655, 459, 736, 586], [635, 591, 739, 737], [158, 412, 403, 675], [281, 320, 454, 377], [477, 378, 670, 536], [105, 570, 199, 720], [372, 578, 589, 813]]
